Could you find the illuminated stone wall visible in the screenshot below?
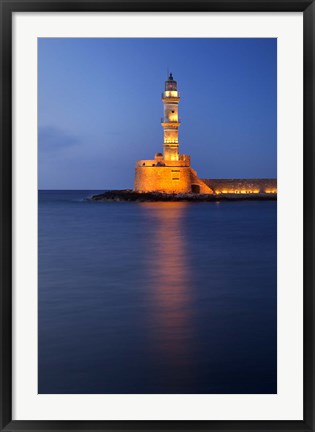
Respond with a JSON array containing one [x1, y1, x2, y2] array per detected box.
[[134, 165, 215, 194], [134, 166, 192, 193], [202, 179, 277, 194]]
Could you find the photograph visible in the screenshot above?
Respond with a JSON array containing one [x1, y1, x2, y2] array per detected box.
[[38, 37, 277, 395]]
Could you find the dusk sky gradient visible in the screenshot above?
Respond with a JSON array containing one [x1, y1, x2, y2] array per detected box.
[[38, 38, 277, 190]]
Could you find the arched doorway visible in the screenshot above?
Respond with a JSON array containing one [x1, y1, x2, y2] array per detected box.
[[191, 184, 200, 194]]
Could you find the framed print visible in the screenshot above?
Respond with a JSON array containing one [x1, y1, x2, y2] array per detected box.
[[1, 1, 314, 431]]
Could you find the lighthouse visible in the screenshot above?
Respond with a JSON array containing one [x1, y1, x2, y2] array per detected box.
[[134, 73, 213, 194], [161, 73, 181, 161]]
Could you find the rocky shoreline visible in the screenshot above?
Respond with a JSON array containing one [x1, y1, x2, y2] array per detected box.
[[90, 190, 277, 203]]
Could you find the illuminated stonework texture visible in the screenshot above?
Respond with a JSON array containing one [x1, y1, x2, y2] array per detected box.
[[134, 74, 277, 195], [202, 179, 277, 195]]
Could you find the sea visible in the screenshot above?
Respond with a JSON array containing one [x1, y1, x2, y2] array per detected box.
[[38, 190, 277, 394]]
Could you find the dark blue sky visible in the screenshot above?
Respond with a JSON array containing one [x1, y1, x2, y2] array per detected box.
[[38, 38, 277, 189]]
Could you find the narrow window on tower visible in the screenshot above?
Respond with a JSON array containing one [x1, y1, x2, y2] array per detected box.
[[172, 170, 180, 181]]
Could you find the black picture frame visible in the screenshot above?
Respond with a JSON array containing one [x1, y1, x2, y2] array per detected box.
[[1, 1, 314, 431]]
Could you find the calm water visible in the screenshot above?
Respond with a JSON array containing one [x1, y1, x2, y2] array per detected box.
[[38, 190, 277, 394]]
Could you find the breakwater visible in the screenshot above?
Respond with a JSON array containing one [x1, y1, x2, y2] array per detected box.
[[202, 178, 277, 195], [91, 190, 277, 202]]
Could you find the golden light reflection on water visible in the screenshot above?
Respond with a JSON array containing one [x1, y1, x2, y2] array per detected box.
[[141, 202, 194, 367]]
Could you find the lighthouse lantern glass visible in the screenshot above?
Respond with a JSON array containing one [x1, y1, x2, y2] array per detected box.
[[165, 81, 177, 91]]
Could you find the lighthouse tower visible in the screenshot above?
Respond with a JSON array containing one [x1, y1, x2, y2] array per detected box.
[[134, 73, 213, 194], [161, 73, 180, 161]]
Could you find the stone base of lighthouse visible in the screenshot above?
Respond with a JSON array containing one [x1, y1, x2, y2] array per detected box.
[[134, 158, 213, 194]]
